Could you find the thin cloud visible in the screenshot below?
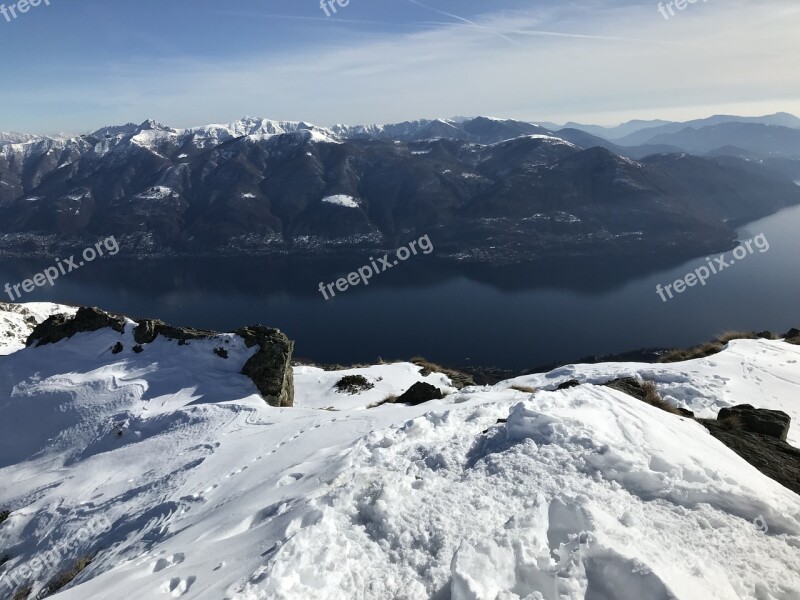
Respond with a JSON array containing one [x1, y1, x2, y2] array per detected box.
[[406, 0, 521, 45]]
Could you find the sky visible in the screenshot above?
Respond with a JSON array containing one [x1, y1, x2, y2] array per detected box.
[[0, 0, 798, 134]]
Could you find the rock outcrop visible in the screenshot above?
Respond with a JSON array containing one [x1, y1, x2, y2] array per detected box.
[[27, 307, 125, 347], [236, 326, 295, 408], [133, 319, 217, 345], [702, 406, 799, 495], [24, 307, 295, 408], [397, 382, 444, 405], [717, 404, 791, 442]]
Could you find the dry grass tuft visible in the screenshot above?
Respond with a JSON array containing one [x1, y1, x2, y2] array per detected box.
[[660, 331, 757, 363], [640, 382, 682, 416], [334, 375, 374, 395], [716, 330, 757, 343], [368, 394, 398, 409], [509, 384, 537, 394], [410, 357, 474, 389]]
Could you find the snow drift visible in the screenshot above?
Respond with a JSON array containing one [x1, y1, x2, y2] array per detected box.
[[0, 303, 798, 600]]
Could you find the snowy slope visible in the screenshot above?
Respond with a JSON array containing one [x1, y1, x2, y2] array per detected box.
[[0, 307, 799, 599], [502, 337, 800, 446], [0, 302, 76, 356]]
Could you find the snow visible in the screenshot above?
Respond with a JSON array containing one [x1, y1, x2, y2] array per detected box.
[[0, 302, 76, 355], [491, 134, 578, 148], [0, 303, 799, 600], [502, 337, 800, 446], [294, 363, 455, 410], [136, 186, 173, 200], [321, 194, 360, 209]]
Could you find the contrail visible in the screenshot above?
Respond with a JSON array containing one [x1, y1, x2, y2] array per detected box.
[[406, 0, 520, 45], [407, 0, 676, 46]]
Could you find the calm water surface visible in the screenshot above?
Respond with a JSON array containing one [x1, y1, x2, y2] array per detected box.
[[2, 206, 799, 370]]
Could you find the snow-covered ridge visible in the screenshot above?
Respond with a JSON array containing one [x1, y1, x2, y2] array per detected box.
[[2, 115, 560, 157], [0, 302, 77, 355], [1, 303, 799, 599]]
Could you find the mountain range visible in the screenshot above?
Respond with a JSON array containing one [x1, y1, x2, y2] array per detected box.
[[1, 115, 799, 264]]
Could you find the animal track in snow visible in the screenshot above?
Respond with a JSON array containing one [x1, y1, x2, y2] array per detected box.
[[277, 472, 304, 487], [153, 552, 185, 573], [160, 575, 196, 597]]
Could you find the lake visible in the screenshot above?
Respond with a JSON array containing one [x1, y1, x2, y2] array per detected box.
[[2, 206, 799, 370]]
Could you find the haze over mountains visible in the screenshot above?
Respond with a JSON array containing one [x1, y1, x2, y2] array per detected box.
[[1, 114, 799, 265]]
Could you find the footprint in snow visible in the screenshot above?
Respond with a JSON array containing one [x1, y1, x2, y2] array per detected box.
[[160, 575, 196, 597], [225, 466, 247, 478], [277, 472, 304, 487], [153, 552, 185, 573]]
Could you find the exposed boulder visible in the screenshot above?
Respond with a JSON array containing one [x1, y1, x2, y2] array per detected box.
[[556, 379, 581, 390], [397, 382, 444, 405], [27, 307, 125, 347], [784, 328, 800, 345], [236, 326, 295, 408], [717, 404, 791, 442], [701, 416, 800, 496]]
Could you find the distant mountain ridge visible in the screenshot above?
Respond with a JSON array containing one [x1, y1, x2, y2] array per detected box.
[[543, 112, 800, 144], [1, 115, 800, 265], [614, 113, 800, 146]]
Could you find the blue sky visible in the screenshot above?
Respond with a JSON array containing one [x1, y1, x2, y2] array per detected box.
[[1, 0, 798, 134]]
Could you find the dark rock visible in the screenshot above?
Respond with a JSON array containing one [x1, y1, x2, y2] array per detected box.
[[397, 382, 444, 405], [27, 307, 125, 347], [701, 419, 800, 496], [784, 328, 800, 345], [111, 342, 124, 354], [556, 379, 581, 390], [676, 407, 695, 418], [214, 347, 229, 359], [132, 345, 143, 354], [718, 404, 791, 441], [756, 331, 774, 339], [133, 319, 216, 345], [236, 326, 295, 408]]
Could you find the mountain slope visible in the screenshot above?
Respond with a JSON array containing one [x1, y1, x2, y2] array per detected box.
[[0, 304, 798, 599], [2, 117, 800, 264]]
